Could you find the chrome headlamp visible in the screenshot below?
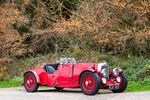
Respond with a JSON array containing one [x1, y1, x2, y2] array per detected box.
[[102, 69, 108, 78], [97, 61, 108, 72], [98, 61, 109, 79], [113, 68, 119, 77]]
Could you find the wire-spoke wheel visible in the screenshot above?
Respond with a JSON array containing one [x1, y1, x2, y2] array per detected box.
[[80, 72, 100, 95], [24, 72, 39, 92], [110, 72, 127, 93]]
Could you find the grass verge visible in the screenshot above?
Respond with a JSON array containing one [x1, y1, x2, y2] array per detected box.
[[0, 77, 150, 92], [126, 82, 150, 92], [0, 77, 22, 88]]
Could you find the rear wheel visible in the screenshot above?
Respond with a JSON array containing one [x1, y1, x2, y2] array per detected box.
[[110, 72, 127, 93], [80, 72, 100, 95], [24, 72, 39, 92]]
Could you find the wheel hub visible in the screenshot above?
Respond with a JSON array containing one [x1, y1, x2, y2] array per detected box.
[[85, 81, 89, 86], [116, 77, 121, 83], [27, 80, 30, 85], [27, 80, 33, 85]]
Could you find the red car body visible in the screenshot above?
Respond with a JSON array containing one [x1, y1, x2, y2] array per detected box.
[[24, 59, 127, 95]]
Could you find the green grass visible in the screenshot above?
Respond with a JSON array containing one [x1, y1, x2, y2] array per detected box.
[[0, 77, 22, 88], [126, 82, 150, 92]]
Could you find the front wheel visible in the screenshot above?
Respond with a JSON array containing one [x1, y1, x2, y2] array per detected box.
[[80, 72, 100, 95], [110, 72, 128, 93], [24, 72, 39, 92]]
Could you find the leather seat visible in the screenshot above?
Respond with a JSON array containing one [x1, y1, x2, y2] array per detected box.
[[44, 64, 59, 74]]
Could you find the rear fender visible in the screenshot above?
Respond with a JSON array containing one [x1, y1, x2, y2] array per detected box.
[[24, 70, 40, 83]]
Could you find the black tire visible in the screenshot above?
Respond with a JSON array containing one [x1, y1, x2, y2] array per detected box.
[[110, 72, 128, 93], [24, 72, 39, 92], [80, 72, 100, 95], [55, 87, 64, 91]]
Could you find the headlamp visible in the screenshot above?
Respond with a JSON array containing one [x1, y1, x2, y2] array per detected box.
[[113, 68, 119, 77]]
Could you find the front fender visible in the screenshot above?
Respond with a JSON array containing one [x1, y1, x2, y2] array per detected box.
[[79, 69, 96, 81], [24, 70, 40, 83], [110, 68, 124, 76], [117, 68, 123, 73], [88, 68, 96, 72]]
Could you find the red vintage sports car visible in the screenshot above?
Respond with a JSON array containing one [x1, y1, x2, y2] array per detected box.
[[24, 58, 127, 95]]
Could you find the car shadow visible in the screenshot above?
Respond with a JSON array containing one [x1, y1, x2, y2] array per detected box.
[[37, 88, 82, 93], [37, 88, 112, 95]]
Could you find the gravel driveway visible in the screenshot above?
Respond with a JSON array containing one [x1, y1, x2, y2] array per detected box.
[[0, 88, 150, 100]]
